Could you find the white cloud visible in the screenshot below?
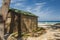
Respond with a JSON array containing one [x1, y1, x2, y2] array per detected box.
[[11, 0, 26, 3], [34, 2, 46, 11], [11, 0, 14, 3], [37, 8, 54, 21], [35, 2, 46, 6], [14, 3, 22, 6], [25, 6, 33, 12], [10, 0, 26, 8]]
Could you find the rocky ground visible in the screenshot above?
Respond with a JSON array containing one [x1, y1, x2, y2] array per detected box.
[[24, 28, 60, 40], [0, 23, 60, 40], [7, 27, 60, 40]]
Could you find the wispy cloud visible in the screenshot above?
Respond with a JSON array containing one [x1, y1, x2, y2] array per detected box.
[[25, 2, 46, 15], [35, 2, 46, 6], [23, 2, 55, 21], [14, 3, 23, 6], [11, 0, 26, 3], [10, 0, 26, 9], [33, 2, 46, 12], [1, 0, 59, 21]]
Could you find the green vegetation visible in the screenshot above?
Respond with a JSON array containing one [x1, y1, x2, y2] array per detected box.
[[9, 8, 37, 16], [8, 27, 46, 38], [32, 27, 46, 32]]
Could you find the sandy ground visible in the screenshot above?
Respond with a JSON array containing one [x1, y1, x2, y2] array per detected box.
[[26, 28, 60, 40]]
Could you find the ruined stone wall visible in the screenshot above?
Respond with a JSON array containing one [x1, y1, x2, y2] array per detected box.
[[13, 15, 18, 33], [21, 15, 38, 33]]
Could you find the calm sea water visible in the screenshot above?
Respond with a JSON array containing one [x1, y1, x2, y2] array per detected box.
[[38, 21, 60, 25]]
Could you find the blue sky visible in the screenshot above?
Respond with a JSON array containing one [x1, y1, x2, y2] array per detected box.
[[0, 0, 60, 21]]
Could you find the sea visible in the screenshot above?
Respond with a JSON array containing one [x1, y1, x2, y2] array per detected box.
[[38, 21, 60, 27], [38, 21, 60, 25]]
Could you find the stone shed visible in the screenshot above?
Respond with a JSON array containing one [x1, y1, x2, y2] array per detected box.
[[0, 8, 38, 37]]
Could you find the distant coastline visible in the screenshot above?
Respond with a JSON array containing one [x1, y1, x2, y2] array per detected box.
[[38, 21, 60, 22]]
